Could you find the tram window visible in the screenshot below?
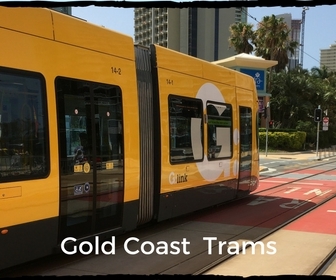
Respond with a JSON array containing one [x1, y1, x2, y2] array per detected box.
[[240, 107, 252, 154], [207, 102, 232, 160], [0, 68, 49, 181], [168, 95, 203, 163]]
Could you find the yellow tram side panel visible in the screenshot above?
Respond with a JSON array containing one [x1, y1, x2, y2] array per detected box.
[[235, 72, 260, 189], [0, 7, 135, 59], [50, 8, 140, 203], [153, 45, 239, 194], [0, 7, 58, 228], [201, 59, 236, 87], [0, 7, 140, 228], [0, 7, 54, 39]]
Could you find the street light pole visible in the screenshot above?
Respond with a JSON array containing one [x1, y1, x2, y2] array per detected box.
[[265, 102, 270, 157]]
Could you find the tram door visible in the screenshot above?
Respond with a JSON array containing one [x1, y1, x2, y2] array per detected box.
[[238, 106, 252, 190], [56, 77, 124, 241]]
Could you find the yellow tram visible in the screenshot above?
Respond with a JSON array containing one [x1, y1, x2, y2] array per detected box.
[[0, 7, 259, 270]]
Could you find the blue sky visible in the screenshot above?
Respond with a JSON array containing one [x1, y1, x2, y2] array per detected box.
[[69, 3, 336, 71], [2, 1, 335, 70]]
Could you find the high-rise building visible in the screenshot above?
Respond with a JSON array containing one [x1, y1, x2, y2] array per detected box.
[[276, 13, 301, 70], [134, 8, 247, 62], [289, 19, 301, 69], [320, 43, 336, 72]]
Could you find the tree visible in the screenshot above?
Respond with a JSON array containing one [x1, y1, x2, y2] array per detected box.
[[311, 65, 336, 103], [268, 66, 336, 148], [253, 15, 299, 73], [270, 68, 313, 128], [228, 22, 255, 54], [311, 65, 330, 79]]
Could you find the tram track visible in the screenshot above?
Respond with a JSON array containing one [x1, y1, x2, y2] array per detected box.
[[259, 156, 336, 181], [194, 192, 336, 275], [255, 161, 336, 195], [311, 246, 336, 275], [2, 160, 336, 277], [193, 160, 336, 276], [161, 160, 336, 275]]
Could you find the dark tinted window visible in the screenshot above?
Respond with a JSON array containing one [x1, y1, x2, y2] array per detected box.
[[169, 95, 203, 163], [0, 68, 49, 181]]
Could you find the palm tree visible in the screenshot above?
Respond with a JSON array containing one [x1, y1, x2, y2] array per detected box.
[[311, 65, 330, 79], [270, 69, 313, 128], [311, 66, 336, 104], [228, 22, 255, 54], [310, 66, 335, 100], [253, 15, 299, 73]]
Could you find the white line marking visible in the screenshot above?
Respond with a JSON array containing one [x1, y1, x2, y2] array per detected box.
[[293, 182, 324, 185], [264, 180, 323, 185], [284, 187, 301, 193]]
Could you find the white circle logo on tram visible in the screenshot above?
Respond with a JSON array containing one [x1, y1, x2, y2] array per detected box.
[[192, 83, 239, 182]]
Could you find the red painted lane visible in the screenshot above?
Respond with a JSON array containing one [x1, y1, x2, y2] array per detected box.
[[290, 181, 335, 190], [254, 178, 335, 194], [194, 181, 336, 230], [287, 169, 325, 175], [257, 180, 336, 228], [256, 172, 328, 192], [324, 170, 336, 176], [293, 169, 336, 175], [285, 197, 336, 235], [252, 179, 289, 192]]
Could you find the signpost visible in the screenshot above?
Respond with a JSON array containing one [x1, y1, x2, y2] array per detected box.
[[315, 105, 322, 157]]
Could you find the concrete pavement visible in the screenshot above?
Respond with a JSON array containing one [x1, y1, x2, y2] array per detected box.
[[259, 148, 336, 172]]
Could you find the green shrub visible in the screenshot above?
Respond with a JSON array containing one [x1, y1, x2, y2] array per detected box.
[[259, 130, 306, 151]]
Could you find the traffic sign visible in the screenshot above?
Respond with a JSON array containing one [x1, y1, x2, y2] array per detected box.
[[323, 117, 329, 131]]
